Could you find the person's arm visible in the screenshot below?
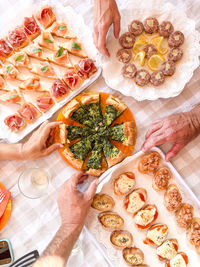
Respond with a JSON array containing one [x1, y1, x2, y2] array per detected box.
[[142, 104, 200, 161], [33, 172, 98, 267], [93, 0, 120, 57], [0, 120, 62, 161]]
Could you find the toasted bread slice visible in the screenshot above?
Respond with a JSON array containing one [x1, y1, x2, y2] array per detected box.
[[110, 230, 133, 248], [7, 52, 32, 69], [50, 21, 76, 39], [138, 152, 161, 174], [134, 204, 158, 229], [144, 224, 168, 247], [164, 184, 182, 212], [36, 6, 56, 29], [92, 194, 115, 211], [24, 44, 47, 61], [124, 188, 147, 215], [166, 252, 189, 267], [98, 212, 124, 229], [187, 217, 200, 255], [175, 203, 194, 229], [114, 172, 135, 195], [153, 166, 172, 191], [123, 247, 144, 265], [63, 39, 87, 58], [157, 239, 178, 261], [38, 31, 58, 51]]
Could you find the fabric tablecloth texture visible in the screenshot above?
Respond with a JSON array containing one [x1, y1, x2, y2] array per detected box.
[[0, 0, 200, 266]]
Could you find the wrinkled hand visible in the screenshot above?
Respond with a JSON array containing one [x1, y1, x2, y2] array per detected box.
[[57, 172, 98, 228], [142, 109, 200, 161], [94, 0, 120, 57], [21, 120, 63, 160]]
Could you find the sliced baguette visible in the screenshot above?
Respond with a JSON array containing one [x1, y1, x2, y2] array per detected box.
[[123, 247, 144, 265], [110, 230, 133, 248], [91, 194, 115, 211], [114, 172, 135, 196], [98, 212, 124, 229]]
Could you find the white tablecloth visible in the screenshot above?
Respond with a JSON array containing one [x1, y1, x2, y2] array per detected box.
[[0, 0, 200, 266]]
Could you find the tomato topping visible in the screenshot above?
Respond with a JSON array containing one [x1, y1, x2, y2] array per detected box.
[[124, 199, 129, 209], [139, 193, 145, 202], [181, 253, 189, 264], [41, 8, 52, 19], [173, 242, 178, 252], [143, 238, 155, 245], [126, 173, 135, 179]]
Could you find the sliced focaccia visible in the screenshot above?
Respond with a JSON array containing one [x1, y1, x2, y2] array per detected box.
[[166, 252, 189, 267], [98, 212, 124, 229], [103, 95, 127, 126], [0, 64, 24, 81], [75, 59, 97, 79], [124, 188, 147, 215], [63, 39, 87, 58], [50, 21, 76, 39], [17, 103, 41, 123], [157, 239, 178, 261], [123, 247, 144, 266], [36, 6, 56, 29], [4, 114, 26, 132], [24, 44, 47, 61], [114, 172, 135, 195], [30, 61, 57, 79], [51, 79, 70, 102], [38, 31, 58, 51], [134, 204, 158, 229], [110, 230, 133, 248], [144, 224, 168, 247], [62, 68, 83, 90], [102, 139, 126, 168], [6, 52, 32, 69], [0, 39, 14, 62], [47, 46, 73, 68], [92, 194, 115, 211], [0, 89, 24, 105], [7, 27, 29, 51], [108, 121, 136, 146], [23, 16, 41, 40], [19, 77, 47, 92], [36, 92, 54, 112]]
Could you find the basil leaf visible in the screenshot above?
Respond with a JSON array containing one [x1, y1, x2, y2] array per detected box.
[[44, 38, 53, 43], [72, 41, 81, 50], [6, 66, 11, 74], [29, 83, 34, 86], [15, 55, 24, 62], [58, 25, 66, 30], [56, 46, 64, 58], [33, 48, 42, 53], [41, 65, 49, 72]]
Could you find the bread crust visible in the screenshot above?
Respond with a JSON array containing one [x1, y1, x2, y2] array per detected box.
[[62, 147, 83, 170], [107, 151, 126, 168], [123, 121, 136, 146], [86, 168, 105, 177], [110, 230, 133, 248], [106, 95, 127, 113], [98, 212, 124, 229], [62, 99, 80, 119], [91, 194, 115, 211], [80, 92, 99, 105]]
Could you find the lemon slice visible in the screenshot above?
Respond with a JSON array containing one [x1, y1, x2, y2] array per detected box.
[[134, 51, 146, 66], [132, 40, 147, 54], [137, 34, 148, 44], [150, 36, 168, 55], [147, 54, 165, 71]]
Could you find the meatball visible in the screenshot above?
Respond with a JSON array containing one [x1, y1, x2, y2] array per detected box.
[[117, 48, 132, 63], [122, 63, 137, 78], [159, 21, 174, 37], [150, 70, 165, 86], [168, 31, 184, 47], [167, 48, 183, 62], [160, 61, 175, 76], [143, 44, 157, 58], [119, 32, 135, 48], [144, 17, 159, 34], [129, 20, 144, 36], [135, 69, 150, 86]]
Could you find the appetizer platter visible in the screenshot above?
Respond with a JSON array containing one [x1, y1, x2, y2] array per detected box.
[[100, 0, 200, 100], [86, 147, 200, 267], [55, 92, 137, 177], [0, 3, 101, 144]]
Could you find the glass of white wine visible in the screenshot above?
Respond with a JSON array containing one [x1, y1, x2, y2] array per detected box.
[[18, 168, 50, 199]]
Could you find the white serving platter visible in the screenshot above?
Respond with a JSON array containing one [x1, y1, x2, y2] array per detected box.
[[85, 147, 200, 267]]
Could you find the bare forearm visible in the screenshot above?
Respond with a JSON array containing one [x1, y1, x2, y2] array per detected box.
[[33, 224, 82, 267], [0, 143, 24, 160]]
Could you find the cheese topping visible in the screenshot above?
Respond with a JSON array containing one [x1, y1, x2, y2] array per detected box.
[[116, 174, 135, 194], [166, 23, 170, 30], [132, 22, 139, 30], [155, 73, 161, 80], [170, 254, 186, 267], [140, 71, 147, 79], [127, 254, 143, 264], [147, 19, 154, 27], [122, 52, 130, 58], [147, 226, 168, 246], [166, 63, 171, 70], [135, 208, 156, 226], [126, 37, 133, 42], [172, 50, 179, 56], [175, 35, 180, 41], [126, 192, 145, 214], [157, 240, 177, 260], [126, 66, 133, 72]]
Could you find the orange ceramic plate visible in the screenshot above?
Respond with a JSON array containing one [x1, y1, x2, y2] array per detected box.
[[0, 183, 11, 231], [55, 92, 137, 172]]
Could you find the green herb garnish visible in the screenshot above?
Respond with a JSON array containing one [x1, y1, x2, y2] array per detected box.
[[56, 46, 64, 58], [6, 66, 11, 74], [44, 38, 53, 44], [9, 95, 15, 99], [41, 65, 49, 72], [29, 83, 34, 86], [58, 25, 66, 30], [15, 55, 25, 62], [33, 48, 42, 53], [72, 41, 81, 50]]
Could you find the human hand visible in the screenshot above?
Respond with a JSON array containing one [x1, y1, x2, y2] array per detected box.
[[142, 108, 200, 161], [94, 0, 120, 57], [57, 172, 98, 229], [21, 120, 63, 160]]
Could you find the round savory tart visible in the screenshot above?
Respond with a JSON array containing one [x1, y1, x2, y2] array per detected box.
[[54, 92, 137, 177]]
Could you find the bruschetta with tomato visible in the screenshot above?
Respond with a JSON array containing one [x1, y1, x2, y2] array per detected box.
[[144, 224, 168, 247], [134, 204, 158, 229], [124, 188, 147, 215], [114, 172, 135, 195]]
